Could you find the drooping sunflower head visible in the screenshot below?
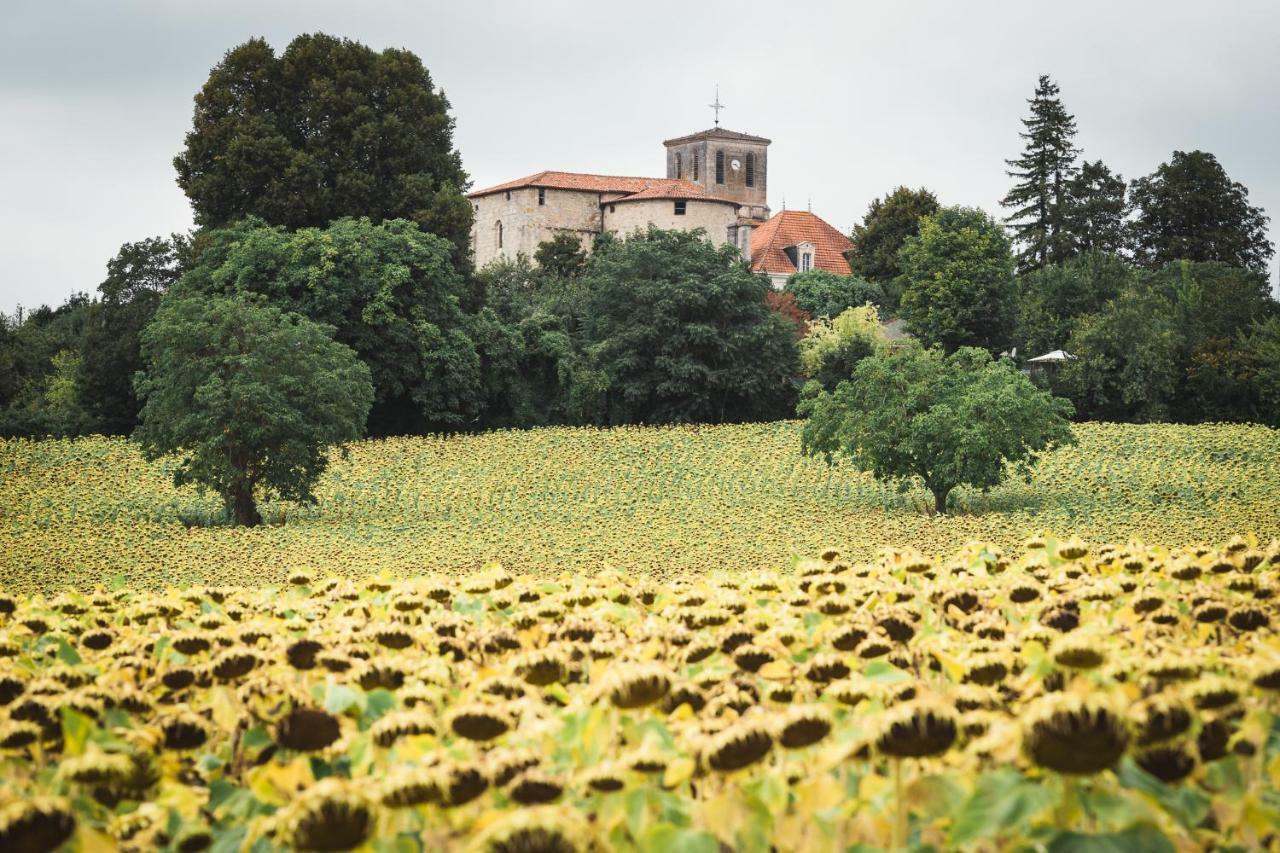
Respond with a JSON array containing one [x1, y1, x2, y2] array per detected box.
[[703, 721, 774, 773], [1050, 635, 1107, 671], [276, 777, 375, 851], [603, 663, 673, 710], [777, 706, 832, 749], [873, 700, 959, 759], [378, 766, 441, 808], [275, 707, 343, 752], [369, 709, 437, 749], [476, 807, 584, 853], [0, 797, 76, 853], [448, 703, 513, 742], [1133, 696, 1193, 747], [1135, 739, 1198, 784], [1022, 692, 1130, 775]]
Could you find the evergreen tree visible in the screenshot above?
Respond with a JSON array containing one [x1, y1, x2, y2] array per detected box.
[[1002, 75, 1080, 272], [847, 186, 939, 309], [1059, 160, 1128, 256], [1128, 150, 1274, 273]]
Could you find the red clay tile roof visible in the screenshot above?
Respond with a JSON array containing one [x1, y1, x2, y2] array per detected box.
[[662, 127, 772, 146], [469, 171, 738, 206], [749, 210, 853, 277], [610, 181, 739, 205]]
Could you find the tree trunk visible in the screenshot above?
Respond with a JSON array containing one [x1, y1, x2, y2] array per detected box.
[[933, 487, 950, 516], [230, 483, 262, 527]]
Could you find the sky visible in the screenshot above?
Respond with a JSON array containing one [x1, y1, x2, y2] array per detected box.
[[3, 0, 1279, 315]]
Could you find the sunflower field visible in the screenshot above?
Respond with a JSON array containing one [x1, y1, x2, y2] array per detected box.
[[1, 536, 1279, 851], [3, 421, 1279, 594]]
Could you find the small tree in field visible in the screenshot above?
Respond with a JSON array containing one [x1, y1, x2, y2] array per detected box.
[[800, 346, 1074, 514], [134, 294, 373, 526]]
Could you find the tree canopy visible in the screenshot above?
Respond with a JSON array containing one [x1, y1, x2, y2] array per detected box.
[[801, 346, 1075, 514], [1128, 150, 1274, 273], [134, 294, 373, 526], [172, 217, 480, 435], [1015, 250, 1132, 357], [582, 228, 800, 424], [174, 34, 473, 261], [898, 206, 1017, 354], [1059, 160, 1129, 257], [847, 186, 939, 309], [798, 304, 887, 394], [1002, 75, 1080, 272], [784, 270, 883, 319]]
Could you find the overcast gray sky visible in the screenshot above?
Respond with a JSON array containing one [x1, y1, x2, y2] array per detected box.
[[3, 0, 1278, 314]]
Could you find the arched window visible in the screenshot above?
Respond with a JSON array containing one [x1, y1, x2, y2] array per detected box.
[[495, 220, 503, 250], [675, 152, 683, 179], [745, 153, 755, 188], [715, 150, 725, 184]]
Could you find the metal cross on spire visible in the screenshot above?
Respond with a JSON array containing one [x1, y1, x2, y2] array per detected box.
[[709, 85, 725, 127]]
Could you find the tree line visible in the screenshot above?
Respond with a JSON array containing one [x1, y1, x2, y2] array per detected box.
[[0, 39, 1276, 520]]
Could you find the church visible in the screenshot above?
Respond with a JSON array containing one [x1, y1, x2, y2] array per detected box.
[[468, 121, 852, 288]]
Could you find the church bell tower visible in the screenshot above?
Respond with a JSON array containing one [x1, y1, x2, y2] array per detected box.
[[663, 90, 770, 221]]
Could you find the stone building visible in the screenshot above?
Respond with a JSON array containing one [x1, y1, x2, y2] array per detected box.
[[468, 123, 853, 290]]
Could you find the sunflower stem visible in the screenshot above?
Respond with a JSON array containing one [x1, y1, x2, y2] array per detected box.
[[1057, 774, 1074, 828], [893, 758, 906, 850]]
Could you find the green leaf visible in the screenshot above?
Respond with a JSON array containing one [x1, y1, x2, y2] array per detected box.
[[948, 769, 1055, 846], [324, 683, 364, 715], [361, 689, 396, 727], [863, 659, 909, 684], [1047, 823, 1175, 853], [638, 825, 719, 853], [60, 707, 94, 757], [241, 725, 273, 753], [56, 638, 81, 666], [1115, 759, 1210, 829]]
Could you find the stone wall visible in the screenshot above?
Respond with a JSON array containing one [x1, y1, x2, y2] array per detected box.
[[603, 198, 738, 242], [665, 138, 768, 209], [471, 188, 605, 268]]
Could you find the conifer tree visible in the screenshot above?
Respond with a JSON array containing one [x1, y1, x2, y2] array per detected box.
[[1002, 75, 1080, 272]]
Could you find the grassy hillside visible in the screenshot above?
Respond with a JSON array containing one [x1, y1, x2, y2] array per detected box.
[[2, 421, 1278, 593]]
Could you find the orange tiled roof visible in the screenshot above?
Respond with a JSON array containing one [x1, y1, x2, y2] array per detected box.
[[610, 180, 738, 205], [469, 170, 720, 201], [749, 210, 853, 277]]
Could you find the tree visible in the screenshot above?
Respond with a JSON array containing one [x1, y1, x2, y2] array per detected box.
[[1060, 286, 1181, 422], [848, 186, 939, 309], [134, 294, 373, 526], [173, 217, 481, 435], [798, 304, 887, 393], [174, 34, 473, 262], [533, 233, 588, 280], [1243, 317, 1280, 426], [582, 228, 800, 424], [0, 294, 93, 436], [1015, 251, 1132, 357], [898, 207, 1017, 354], [77, 234, 191, 434], [784, 270, 883, 318], [1002, 75, 1080, 272], [764, 290, 810, 338], [1059, 160, 1129, 256], [801, 346, 1074, 514], [1128, 151, 1274, 273]]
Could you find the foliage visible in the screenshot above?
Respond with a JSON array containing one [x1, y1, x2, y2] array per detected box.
[[1015, 251, 1132, 357], [582, 228, 800, 424], [764, 291, 810, 338], [1002, 75, 1080, 272], [133, 294, 373, 526], [1061, 286, 1181, 423], [1059, 160, 1129, 257], [898, 207, 1017, 355], [534, 233, 589, 280], [0, 538, 1277, 850], [847, 186, 939, 309], [1128, 150, 1274, 273], [173, 217, 479, 435], [77, 234, 190, 434], [3, 421, 1279, 592], [0, 294, 93, 437], [784, 270, 883, 318], [798, 305, 887, 393], [1244, 317, 1280, 426], [801, 346, 1075, 513], [174, 34, 472, 261]]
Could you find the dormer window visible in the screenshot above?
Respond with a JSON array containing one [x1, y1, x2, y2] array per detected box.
[[802, 252, 812, 272]]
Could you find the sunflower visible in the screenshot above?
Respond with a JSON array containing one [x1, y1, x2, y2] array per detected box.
[[448, 704, 513, 742], [0, 798, 76, 853], [379, 766, 442, 808], [507, 772, 564, 805], [703, 722, 774, 773], [475, 808, 582, 853], [874, 701, 958, 759], [276, 777, 375, 851], [778, 706, 832, 749], [1022, 693, 1129, 775], [1135, 740, 1198, 784], [275, 707, 342, 752], [604, 663, 672, 710]]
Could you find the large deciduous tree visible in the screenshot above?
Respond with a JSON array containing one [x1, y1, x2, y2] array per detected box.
[[1015, 250, 1132, 357], [77, 234, 190, 434], [1128, 150, 1274, 273], [582, 228, 800, 424], [897, 207, 1017, 355], [1002, 75, 1080, 272], [174, 34, 473, 261], [134, 294, 373, 526], [1059, 160, 1129, 256], [172, 217, 481, 435], [847, 186, 939, 309], [784, 270, 883, 318], [801, 346, 1075, 515]]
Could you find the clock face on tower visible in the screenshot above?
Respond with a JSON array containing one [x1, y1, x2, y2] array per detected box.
[[730, 159, 741, 171]]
